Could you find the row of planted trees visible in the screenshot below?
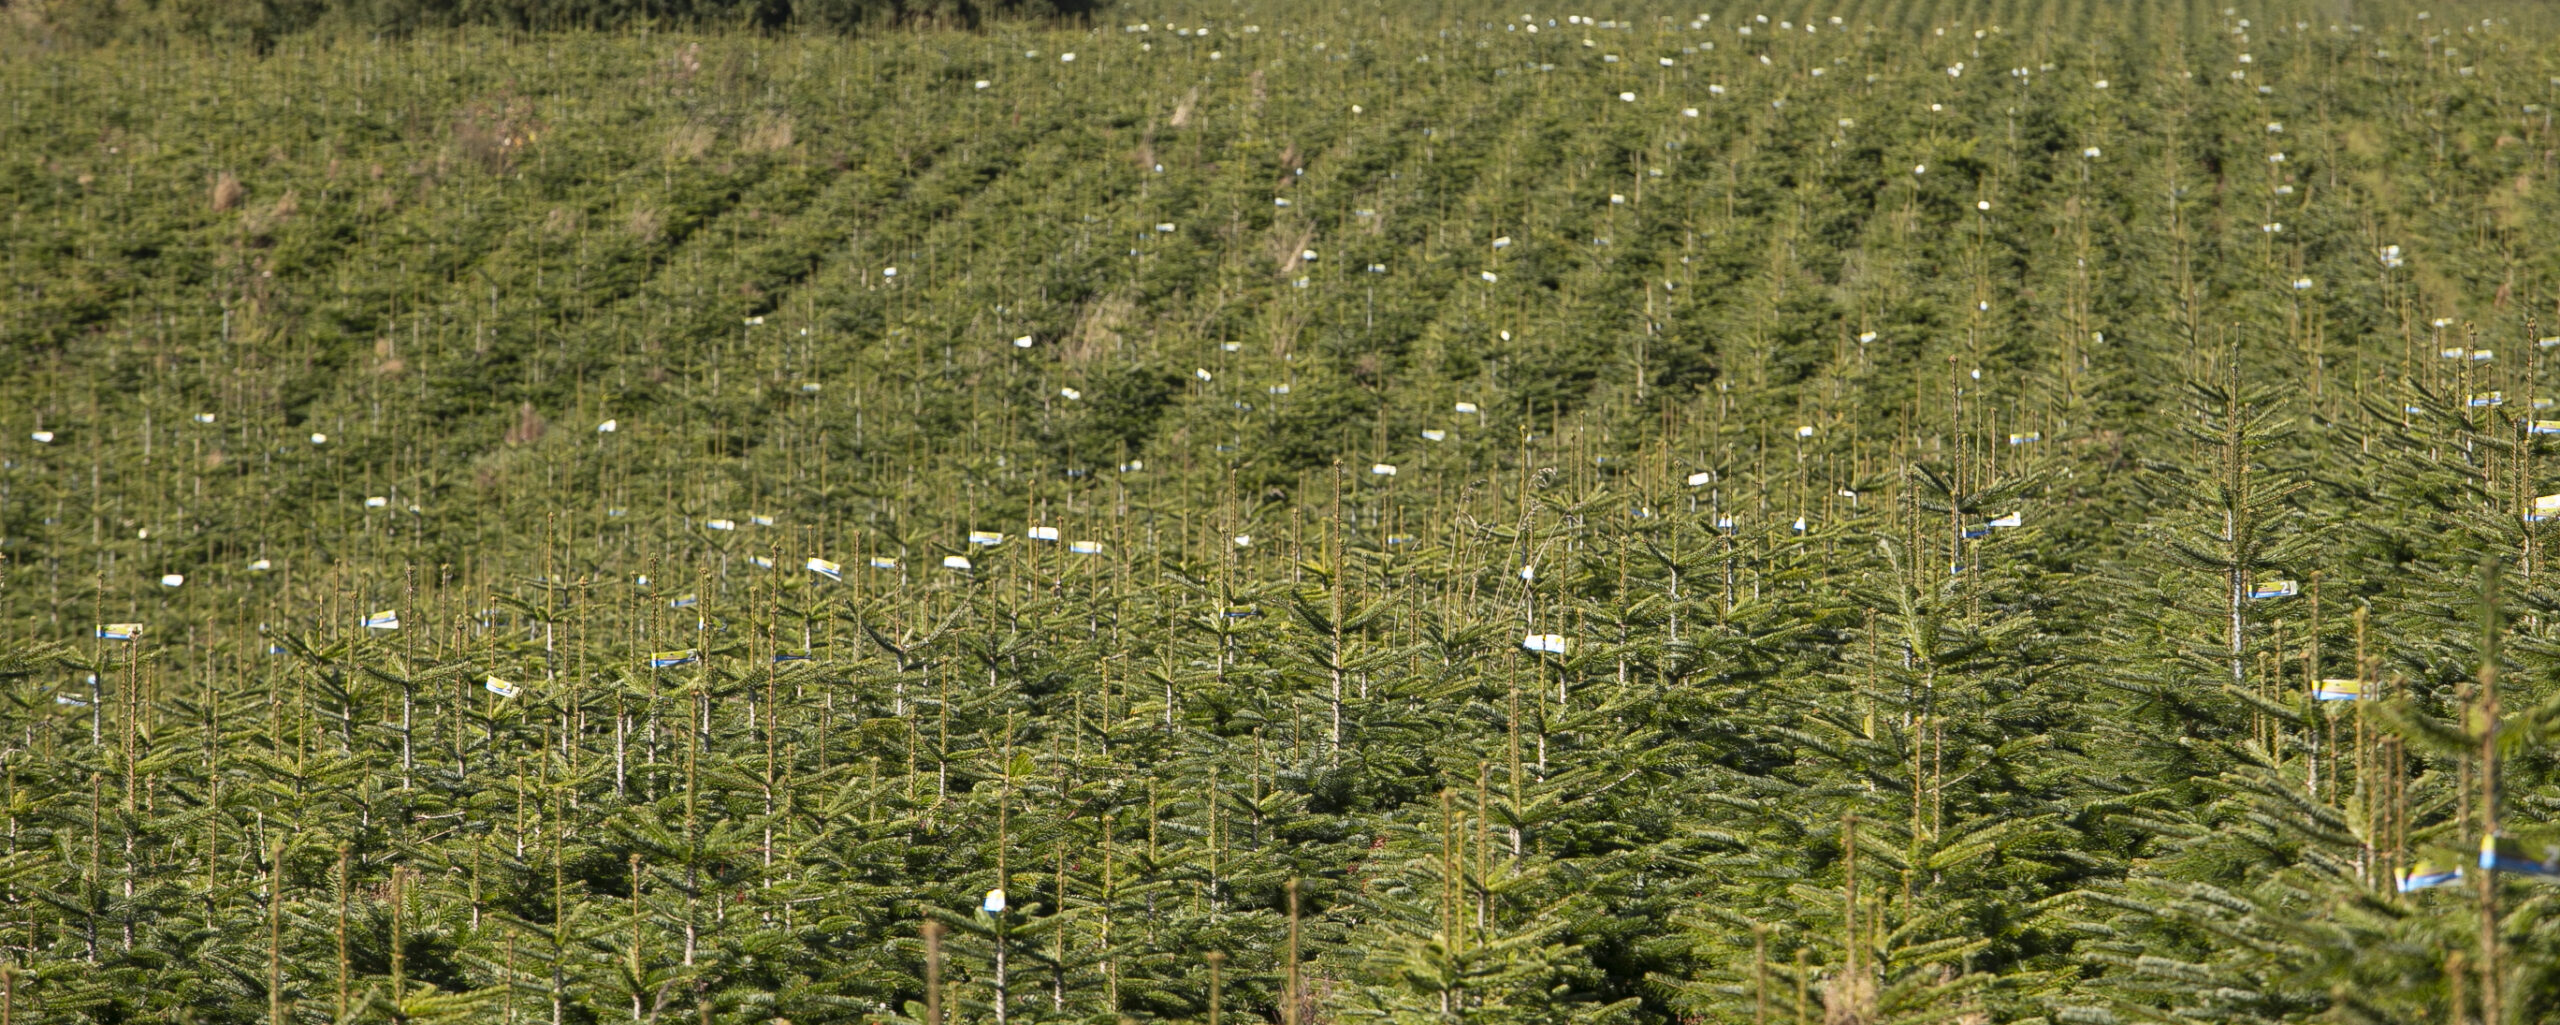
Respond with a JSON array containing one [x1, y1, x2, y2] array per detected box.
[[7, 350, 2560, 1024], [11, 0, 2560, 1022]]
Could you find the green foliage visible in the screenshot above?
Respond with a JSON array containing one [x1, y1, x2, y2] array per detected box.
[[12, 0, 2560, 1023]]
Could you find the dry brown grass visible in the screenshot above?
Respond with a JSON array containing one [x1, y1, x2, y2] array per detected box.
[[1274, 225, 1314, 275], [1067, 293, 1136, 362], [626, 207, 663, 243], [504, 403, 547, 445], [743, 113, 795, 153], [667, 122, 716, 162], [1133, 122, 1158, 173], [453, 95, 538, 174], [1819, 969, 1878, 1025], [210, 172, 244, 212], [371, 337, 406, 376]]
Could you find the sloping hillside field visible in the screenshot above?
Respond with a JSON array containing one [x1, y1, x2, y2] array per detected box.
[[6, 1, 2560, 1022]]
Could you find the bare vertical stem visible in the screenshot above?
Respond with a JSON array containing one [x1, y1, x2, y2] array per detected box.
[[924, 921, 944, 1025], [2477, 559, 2504, 1025], [1285, 880, 1302, 1025]]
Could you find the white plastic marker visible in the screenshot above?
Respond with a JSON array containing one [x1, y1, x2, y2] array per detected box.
[[160, 574, 184, 588], [485, 677, 520, 699], [1372, 464, 1397, 476], [1027, 526, 1060, 542], [1071, 541, 1104, 554], [195, 413, 215, 424], [983, 889, 1007, 914], [364, 610, 401, 630], [1990, 512, 2024, 528], [807, 557, 843, 580], [1522, 634, 1569, 655], [311, 433, 328, 444], [1061, 388, 1083, 401], [30, 431, 52, 444], [366, 496, 388, 508], [1686, 471, 1713, 486], [98, 623, 141, 641], [969, 530, 1004, 546], [751, 515, 775, 527], [1456, 401, 1481, 415], [1519, 564, 1536, 582], [598, 419, 618, 433], [870, 557, 900, 570], [943, 555, 974, 570], [705, 519, 737, 531], [1233, 535, 1253, 547], [249, 559, 271, 571], [1421, 429, 1447, 442], [1014, 336, 1035, 348]]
